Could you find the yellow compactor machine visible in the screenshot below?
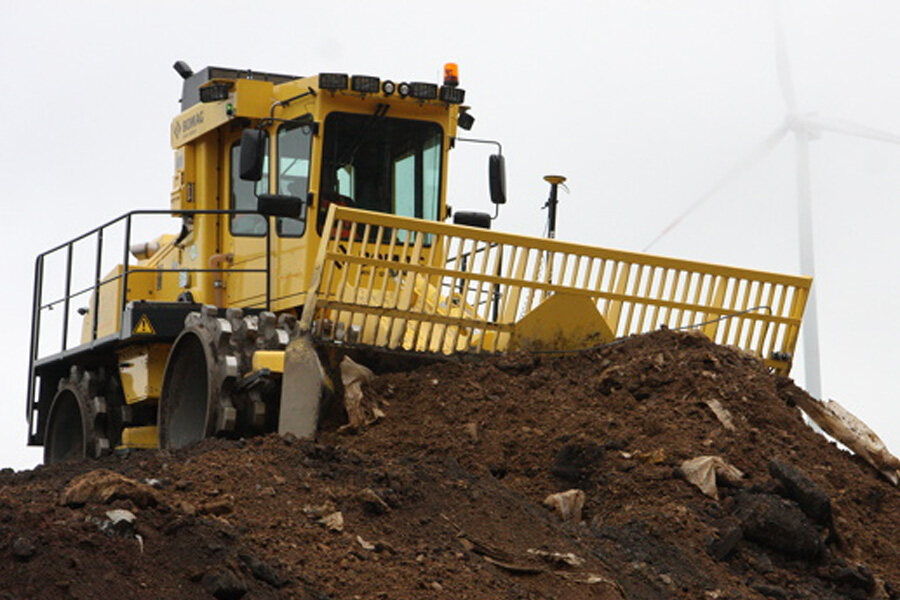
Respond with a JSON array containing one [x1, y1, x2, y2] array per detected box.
[[26, 62, 812, 463]]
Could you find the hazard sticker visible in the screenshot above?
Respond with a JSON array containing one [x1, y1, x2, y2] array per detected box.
[[133, 314, 156, 335]]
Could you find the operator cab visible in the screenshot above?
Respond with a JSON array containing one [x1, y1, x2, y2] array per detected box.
[[232, 66, 505, 236]]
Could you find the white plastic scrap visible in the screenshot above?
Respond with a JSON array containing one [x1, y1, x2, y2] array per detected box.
[[527, 548, 585, 567], [318, 511, 344, 532], [543, 489, 586, 521], [105, 509, 136, 525], [356, 535, 375, 551], [678, 456, 744, 500], [704, 399, 736, 431], [339, 356, 377, 429]]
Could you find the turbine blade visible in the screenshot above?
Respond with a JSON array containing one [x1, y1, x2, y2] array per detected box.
[[807, 115, 900, 145], [642, 125, 788, 252], [773, 0, 798, 113]]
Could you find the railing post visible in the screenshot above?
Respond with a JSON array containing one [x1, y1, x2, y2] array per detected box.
[[121, 214, 132, 317], [605, 262, 632, 335], [26, 255, 44, 428], [701, 276, 729, 340], [61, 243, 73, 351], [265, 217, 272, 311], [92, 228, 104, 341], [492, 246, 502, 322]]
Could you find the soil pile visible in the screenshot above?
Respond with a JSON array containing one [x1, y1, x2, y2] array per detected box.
[[1, 329, 898, 599]]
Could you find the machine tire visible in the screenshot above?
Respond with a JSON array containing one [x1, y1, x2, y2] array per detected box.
[[158, 329, 219, 449], [44, 369, 111, 464], [158, 306, 297, 449], [44, 386, 87, 464]]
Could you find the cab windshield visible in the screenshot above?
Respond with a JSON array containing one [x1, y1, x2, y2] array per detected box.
[[319, 112, 442, 228]]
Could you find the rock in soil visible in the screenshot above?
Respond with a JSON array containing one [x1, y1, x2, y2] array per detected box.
[[768, 459, 833, 527], [201, 568, 248, 600], [11, 537, 36, 561], [733, 492, 824, 560]]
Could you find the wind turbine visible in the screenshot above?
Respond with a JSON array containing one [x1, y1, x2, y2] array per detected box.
[[643, 2, 900, 400]]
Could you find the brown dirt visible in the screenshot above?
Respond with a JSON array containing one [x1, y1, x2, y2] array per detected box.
[[1, 329, 898, 599]]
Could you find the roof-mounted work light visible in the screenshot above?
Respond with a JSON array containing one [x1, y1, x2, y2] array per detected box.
[[319, 73, 349, 90], [351, 75, 380, 94], [439, 86, 465, 104], [199, 82, 231, 103], [409, 82, 438, 100], [382, 80, 396, 96], [457, 108, 475, 131]]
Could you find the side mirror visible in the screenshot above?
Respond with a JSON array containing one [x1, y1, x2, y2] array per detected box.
[[489, 154, 506, 205], [257, 194, 305, 220], [239, 129, 268, 181]]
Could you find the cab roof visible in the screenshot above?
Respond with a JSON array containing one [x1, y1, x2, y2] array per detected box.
[[179, 66, 300, 111]]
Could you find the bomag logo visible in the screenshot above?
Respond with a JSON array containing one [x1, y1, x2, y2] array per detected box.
[[173, 111, 205, 138]]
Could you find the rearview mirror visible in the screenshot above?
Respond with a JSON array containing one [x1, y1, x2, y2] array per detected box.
[[489, 154, 506, 205], [257, 194, 305, 220], [239, 129, 268, 181]]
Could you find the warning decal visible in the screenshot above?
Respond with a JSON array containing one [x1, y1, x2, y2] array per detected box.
[[133, 314, 156, 335]]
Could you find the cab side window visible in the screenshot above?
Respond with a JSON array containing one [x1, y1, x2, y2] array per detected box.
[[276, 121, 312, 237], [230, 136, 268, 236]]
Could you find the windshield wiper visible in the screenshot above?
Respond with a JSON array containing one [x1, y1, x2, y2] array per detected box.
[[337, 103, 390, 168]]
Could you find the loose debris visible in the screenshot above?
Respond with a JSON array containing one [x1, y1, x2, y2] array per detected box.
[[60, 469, 160, 507], [678, 456, 744, 499], [527, 548, 586, 568], [543, 489, 586, 521], [704, 398, 737, 431], [317, 511, 344, 532], [338, 355, 380, 431], [789, 393, 900, 485]]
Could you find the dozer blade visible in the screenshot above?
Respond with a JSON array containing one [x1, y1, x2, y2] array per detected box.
[[279, 333, 326, 439]]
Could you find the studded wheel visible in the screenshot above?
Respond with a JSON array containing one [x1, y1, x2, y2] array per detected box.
[[44, 368, 111, 464]]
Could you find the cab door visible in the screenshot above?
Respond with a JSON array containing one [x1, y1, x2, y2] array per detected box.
[[223, 122, 314, 311], [270, 121, 314, 310], [223, 131, 269, 308]]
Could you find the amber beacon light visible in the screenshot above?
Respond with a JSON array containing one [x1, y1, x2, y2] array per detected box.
[[443, 63, 459, 87]]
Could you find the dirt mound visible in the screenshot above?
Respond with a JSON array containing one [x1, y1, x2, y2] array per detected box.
[[1, 329, 898, 599]]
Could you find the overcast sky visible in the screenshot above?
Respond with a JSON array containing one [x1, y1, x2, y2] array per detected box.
[[2, 0, 899, 471]]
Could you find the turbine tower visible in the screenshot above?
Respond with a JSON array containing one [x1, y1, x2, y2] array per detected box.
[[644, 1, 900, 399]]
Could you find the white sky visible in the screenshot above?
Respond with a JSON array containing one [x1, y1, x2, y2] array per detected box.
[[2, 0, 898, 470]]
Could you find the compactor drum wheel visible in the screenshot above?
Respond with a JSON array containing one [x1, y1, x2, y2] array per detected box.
[[158, 306, 295, 449], [158, 329, 218, 449], [44, 368, 111, 464]]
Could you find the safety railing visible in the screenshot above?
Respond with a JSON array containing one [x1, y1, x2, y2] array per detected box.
[[27, 209, 273, 424], [301, 205, 811, 372]]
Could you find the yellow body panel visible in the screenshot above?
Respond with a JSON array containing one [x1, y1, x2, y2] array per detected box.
[[252, 350, 286, 374], [117, 344, 170, 404], [80, 265, 123, 341], [170, 145, 196, 211], [509, 293, 615, 352], [120, 426, 159, 450]]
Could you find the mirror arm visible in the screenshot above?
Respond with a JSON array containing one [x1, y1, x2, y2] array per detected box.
[[456, 137, 502, 155]]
